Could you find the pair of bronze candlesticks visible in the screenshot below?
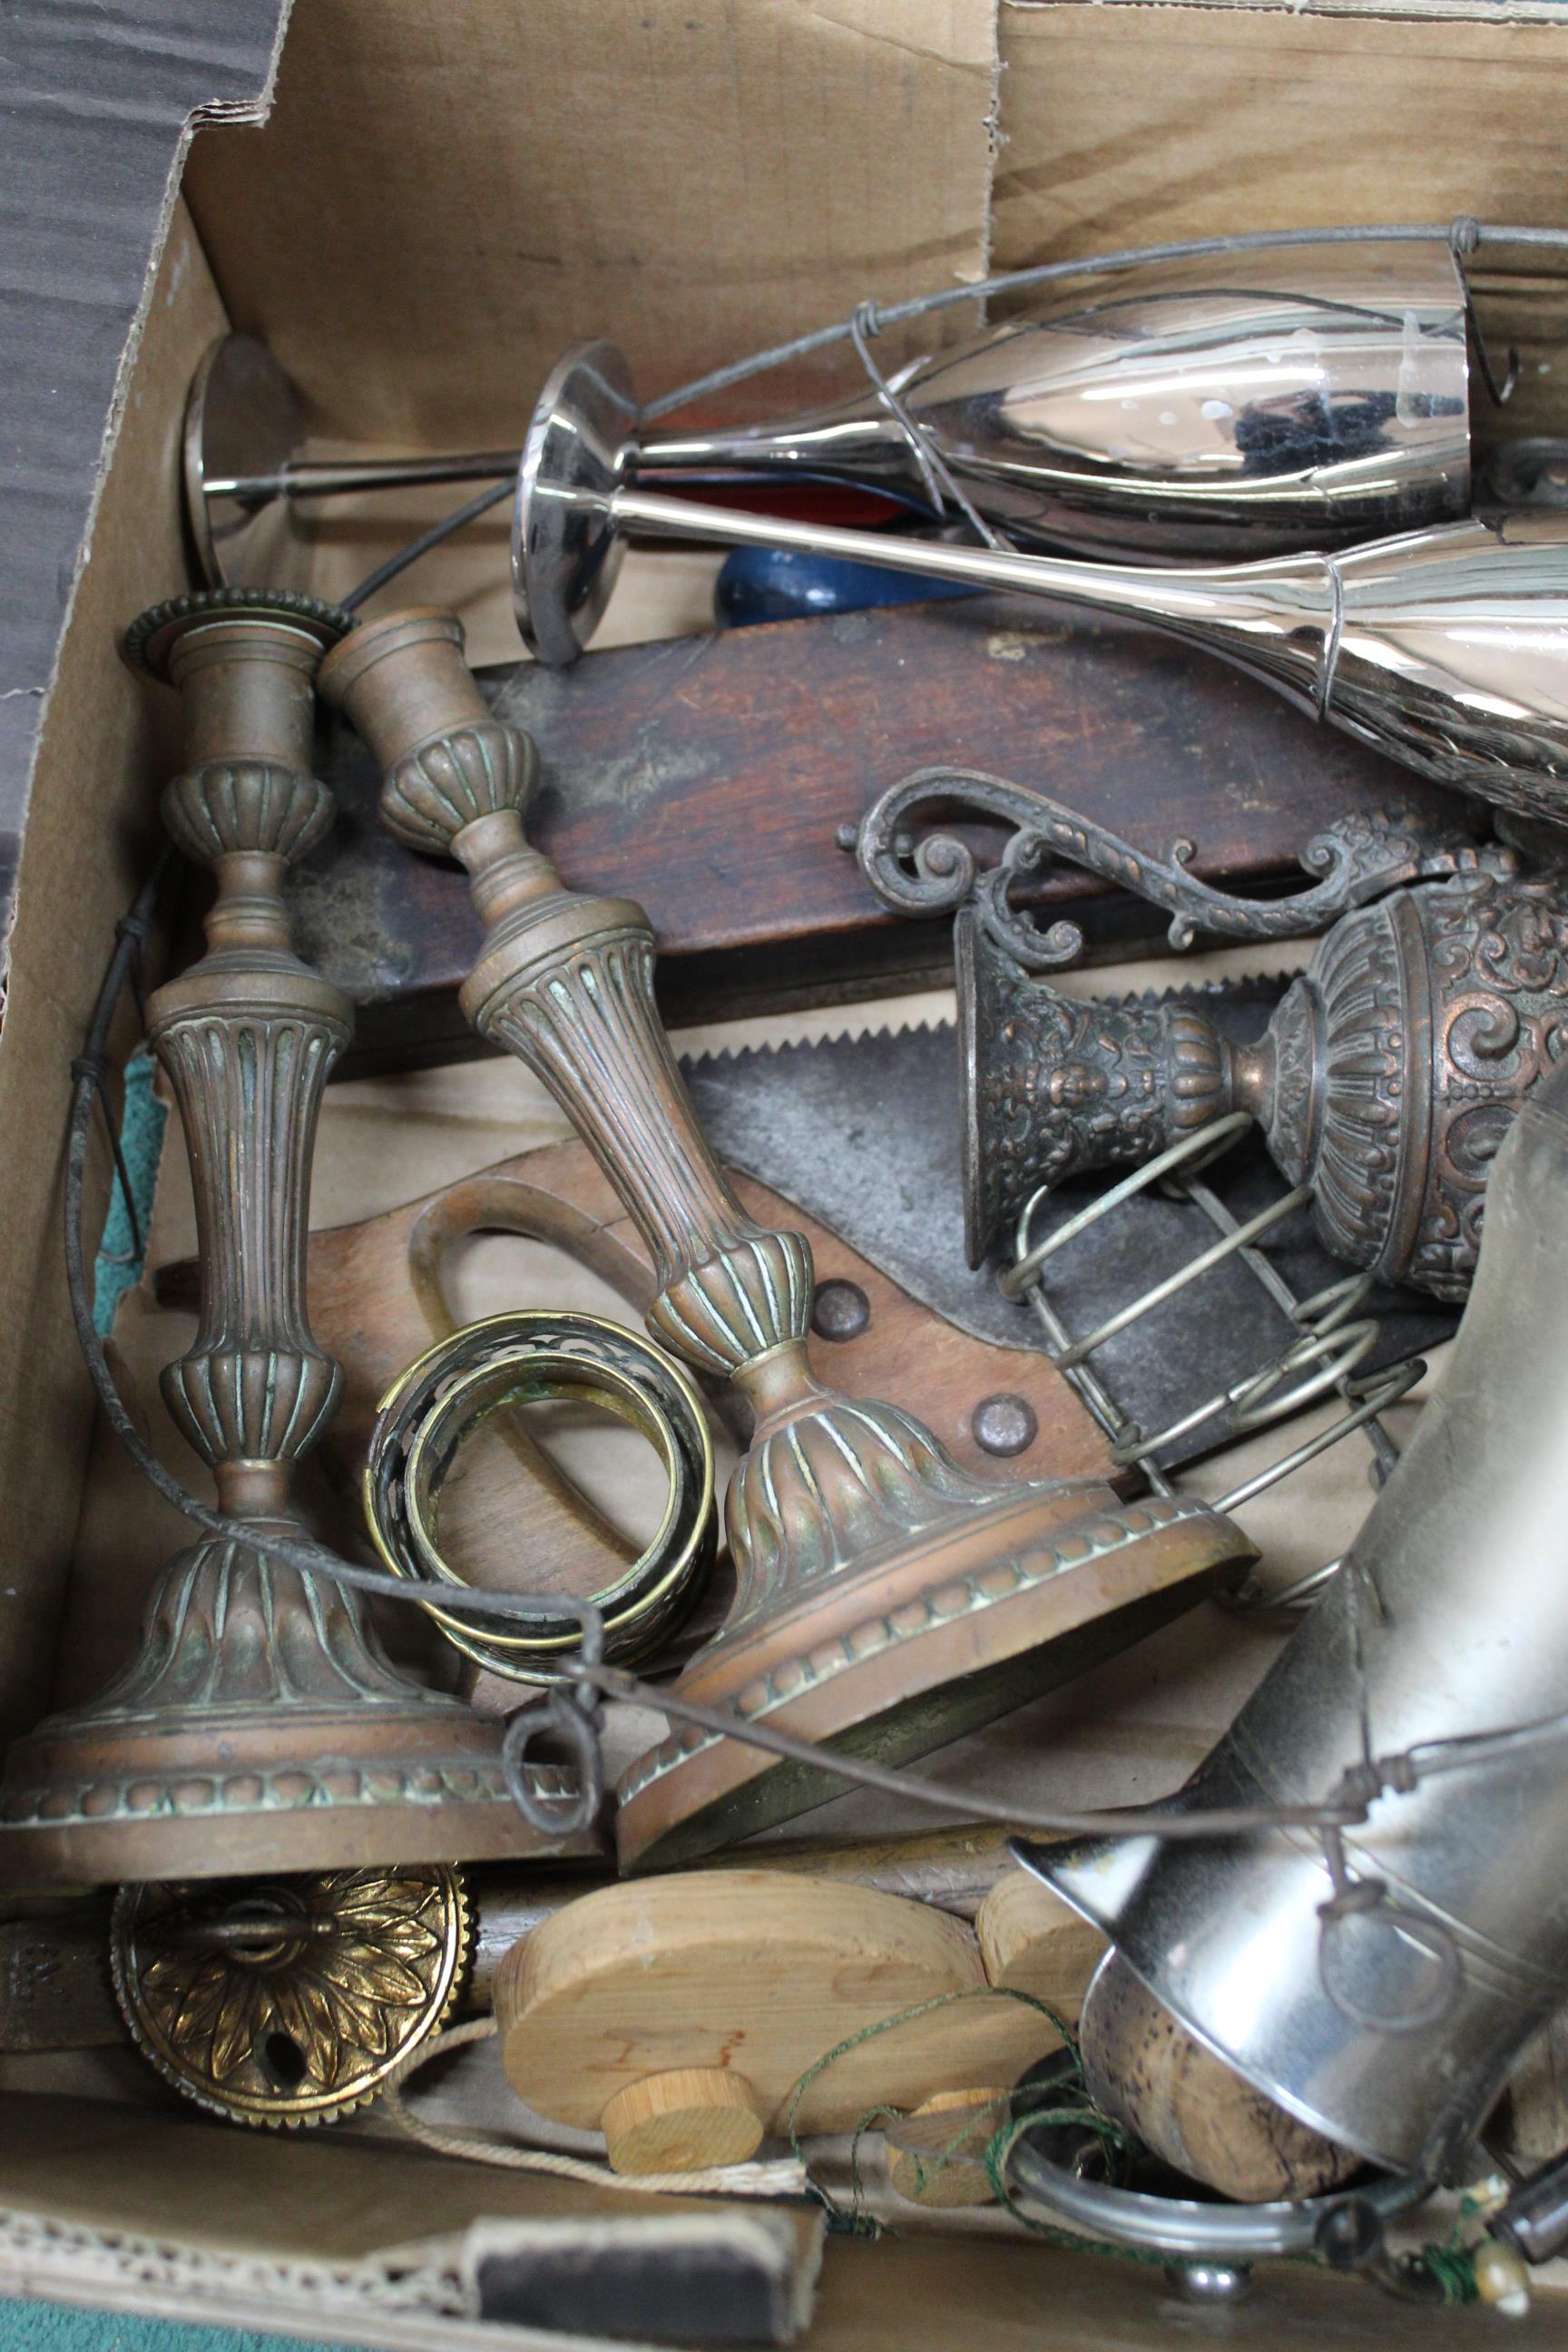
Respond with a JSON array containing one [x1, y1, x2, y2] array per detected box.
[[0, 588, 1250, 1891]]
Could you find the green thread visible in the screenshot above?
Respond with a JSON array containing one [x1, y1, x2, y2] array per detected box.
[[1406, 2201, 1485, 2307], [780, 1981, 1079, 2232], [846, 2102, 906, 2236], [1411, 2241, 1478, 2306]]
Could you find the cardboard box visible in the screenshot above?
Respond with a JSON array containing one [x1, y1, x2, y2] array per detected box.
[[4, 0, 1568, 2341]]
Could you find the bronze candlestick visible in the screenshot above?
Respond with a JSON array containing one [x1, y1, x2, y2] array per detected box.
[[0, 592, 574, 1884], [955, 837, 1568, 1301], [319, 609, 1252, 1870]]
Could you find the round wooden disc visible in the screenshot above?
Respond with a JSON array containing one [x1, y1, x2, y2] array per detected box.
[[495, 1870, 1062, 2142]]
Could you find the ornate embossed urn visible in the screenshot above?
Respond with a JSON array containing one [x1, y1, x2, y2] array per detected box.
[[960, 860, 1568, 1300]]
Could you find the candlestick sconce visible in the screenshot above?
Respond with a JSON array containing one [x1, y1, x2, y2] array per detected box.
[[0, 592, 575, 1886], [320, 609, 1255, 1871], [849, 768, 1568, 1301]]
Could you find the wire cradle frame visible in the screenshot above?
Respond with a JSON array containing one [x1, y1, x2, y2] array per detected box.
[[1001, 1113, 1426, 1608]]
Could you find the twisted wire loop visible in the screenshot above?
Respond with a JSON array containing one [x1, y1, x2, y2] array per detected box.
[[848, 302, 1005, 553], [1315, 1762, 1464, 2038], [500, 1600, 608, 1837]]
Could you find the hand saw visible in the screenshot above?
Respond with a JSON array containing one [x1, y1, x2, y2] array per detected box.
[[154, 986, 1454, 1662], [678, 987, 1457, 1469], [288, 593, 1471, 1077], [148, 1137, 1114, 1686]]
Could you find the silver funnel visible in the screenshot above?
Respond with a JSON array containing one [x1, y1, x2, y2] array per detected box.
[[514, 342, 1568, 824], [1013, 1050, 1568, 2182], [638, 240, 1469, 561]]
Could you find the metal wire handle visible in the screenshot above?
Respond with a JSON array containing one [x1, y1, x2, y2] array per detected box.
[[1004, 1116, 1426, 1604]]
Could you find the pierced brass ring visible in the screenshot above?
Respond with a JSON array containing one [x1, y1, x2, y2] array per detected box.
[[111, 1865, 469, 2130], [363, 1310, 716, 1680]]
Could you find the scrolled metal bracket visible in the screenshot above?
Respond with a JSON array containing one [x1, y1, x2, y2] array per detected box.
[[841, 766, 1514, 968]]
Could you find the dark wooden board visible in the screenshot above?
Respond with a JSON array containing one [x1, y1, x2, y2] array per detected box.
[[285, 593, 1475, 1074]]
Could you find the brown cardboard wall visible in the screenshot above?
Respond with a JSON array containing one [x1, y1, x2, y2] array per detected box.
[[995, 7, 1568, 259], [995, 6, 1568, 434], [0, 202, 229, 1747], [181, 0, 1000, 448]]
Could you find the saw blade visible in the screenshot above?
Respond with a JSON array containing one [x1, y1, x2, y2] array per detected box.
[[680, 980, 1455, 1473]]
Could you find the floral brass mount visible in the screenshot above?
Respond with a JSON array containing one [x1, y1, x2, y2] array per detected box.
[[319, 610, 1254, 1872], [0, 592, 579, 1886], [112, 1864, 468, 2128], [848, 768, 1568, 1295]]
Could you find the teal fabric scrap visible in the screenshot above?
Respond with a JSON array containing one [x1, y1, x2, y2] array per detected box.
[[2, 2303, 352, 2352], [93, 1050, 168, 1337]]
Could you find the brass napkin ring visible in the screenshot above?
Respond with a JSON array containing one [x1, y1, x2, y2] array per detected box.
[[364, 1312, 716, 1679]]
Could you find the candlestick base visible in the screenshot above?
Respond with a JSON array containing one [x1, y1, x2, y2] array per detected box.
[[0, 1536, 591, 1884], [616, 1474, 1250, 1869]]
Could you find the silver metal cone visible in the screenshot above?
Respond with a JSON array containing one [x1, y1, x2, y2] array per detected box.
[[1014, 1054, 1568, 2181]]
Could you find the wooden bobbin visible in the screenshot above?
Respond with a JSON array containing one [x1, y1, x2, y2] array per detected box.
[[601, 2069, 765, 2175], [495, 1870, 1067, 2179], [879, 1868, 1110, 2209]]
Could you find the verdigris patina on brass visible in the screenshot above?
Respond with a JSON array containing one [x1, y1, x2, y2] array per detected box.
[[0, 593, 575, 1884]]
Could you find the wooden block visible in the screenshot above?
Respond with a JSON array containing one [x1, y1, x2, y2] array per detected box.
[[494, 1871, 1066, 2177], [886, 2088, 1010, 2210], [285, 595, 1471, 1074], [975, 1868, 1108, 2027]]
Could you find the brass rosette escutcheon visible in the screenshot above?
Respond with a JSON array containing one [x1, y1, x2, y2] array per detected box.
[[364, 1311, 717, 1678], [111, 1865, 469, 2129]]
